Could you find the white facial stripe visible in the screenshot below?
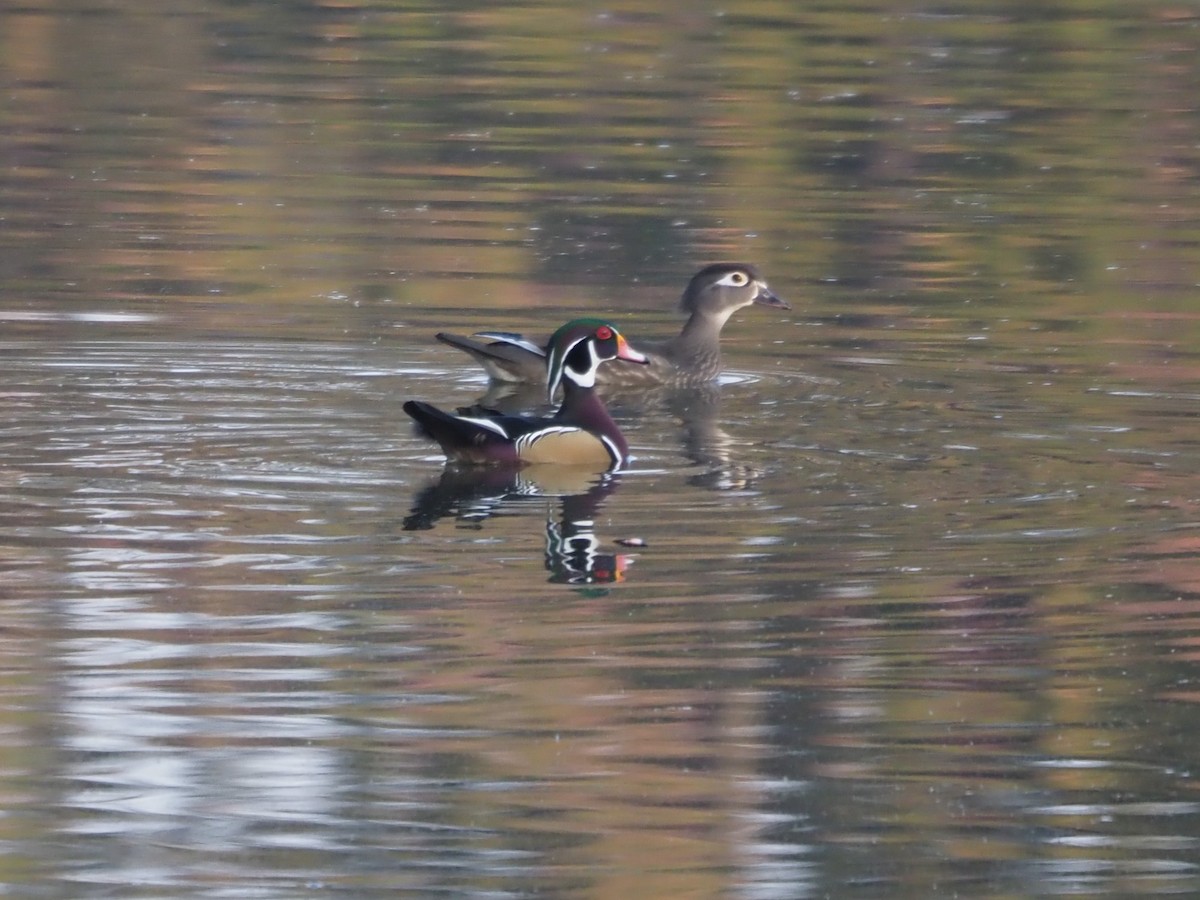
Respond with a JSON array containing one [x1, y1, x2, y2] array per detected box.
[[548, 334, 588, 398], [561, 338, 602, 387]]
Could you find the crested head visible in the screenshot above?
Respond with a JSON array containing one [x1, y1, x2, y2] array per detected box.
[[545, 318, 648, 401], [680, 262, 789, 316], [546, 318, 618, 352]]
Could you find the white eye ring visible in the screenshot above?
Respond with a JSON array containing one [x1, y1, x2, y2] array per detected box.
[[717, 270, 751, 287]]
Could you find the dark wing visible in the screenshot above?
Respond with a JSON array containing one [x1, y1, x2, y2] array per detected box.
[[404, 400, 519, 464]]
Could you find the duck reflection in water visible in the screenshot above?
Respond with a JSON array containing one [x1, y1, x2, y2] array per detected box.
[[402, 466, 633, 587], [660, 382, 764, 491]]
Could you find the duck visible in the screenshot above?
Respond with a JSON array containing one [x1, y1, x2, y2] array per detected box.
[[404, 319, 649, 470], [434, 262, 789, 388]]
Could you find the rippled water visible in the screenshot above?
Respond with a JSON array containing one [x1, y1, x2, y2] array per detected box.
[[4, 1, 1200, 897], [5, 308, 1200, 896]]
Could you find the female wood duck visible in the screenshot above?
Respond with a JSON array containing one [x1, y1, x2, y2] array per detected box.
[[404, 319, 649, 470], [435, 263, 789, 388]]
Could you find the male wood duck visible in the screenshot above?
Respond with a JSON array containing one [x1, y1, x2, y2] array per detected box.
[[435, 262, 789, 388], [404, 319, 648, 470]]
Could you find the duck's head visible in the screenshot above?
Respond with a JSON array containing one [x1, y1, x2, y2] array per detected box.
[[546, 318, 648, 401], [681, 262, 790, 320]]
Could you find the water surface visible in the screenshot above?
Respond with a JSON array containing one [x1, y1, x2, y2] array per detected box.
[[3, 2, 1200, 898]]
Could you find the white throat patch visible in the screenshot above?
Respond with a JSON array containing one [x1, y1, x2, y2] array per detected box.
[[561, 339, 601, 389]]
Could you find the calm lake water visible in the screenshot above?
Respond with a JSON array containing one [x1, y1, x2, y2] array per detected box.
[[3, 2, 1200, 898]]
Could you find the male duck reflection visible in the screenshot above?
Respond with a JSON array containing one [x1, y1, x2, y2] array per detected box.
[[435, 263, 789, 388], [403, 467, 632, 586], [404, 319, 648, 470]]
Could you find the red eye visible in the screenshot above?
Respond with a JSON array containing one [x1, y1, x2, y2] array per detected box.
[[595, 325, 613, 341]]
